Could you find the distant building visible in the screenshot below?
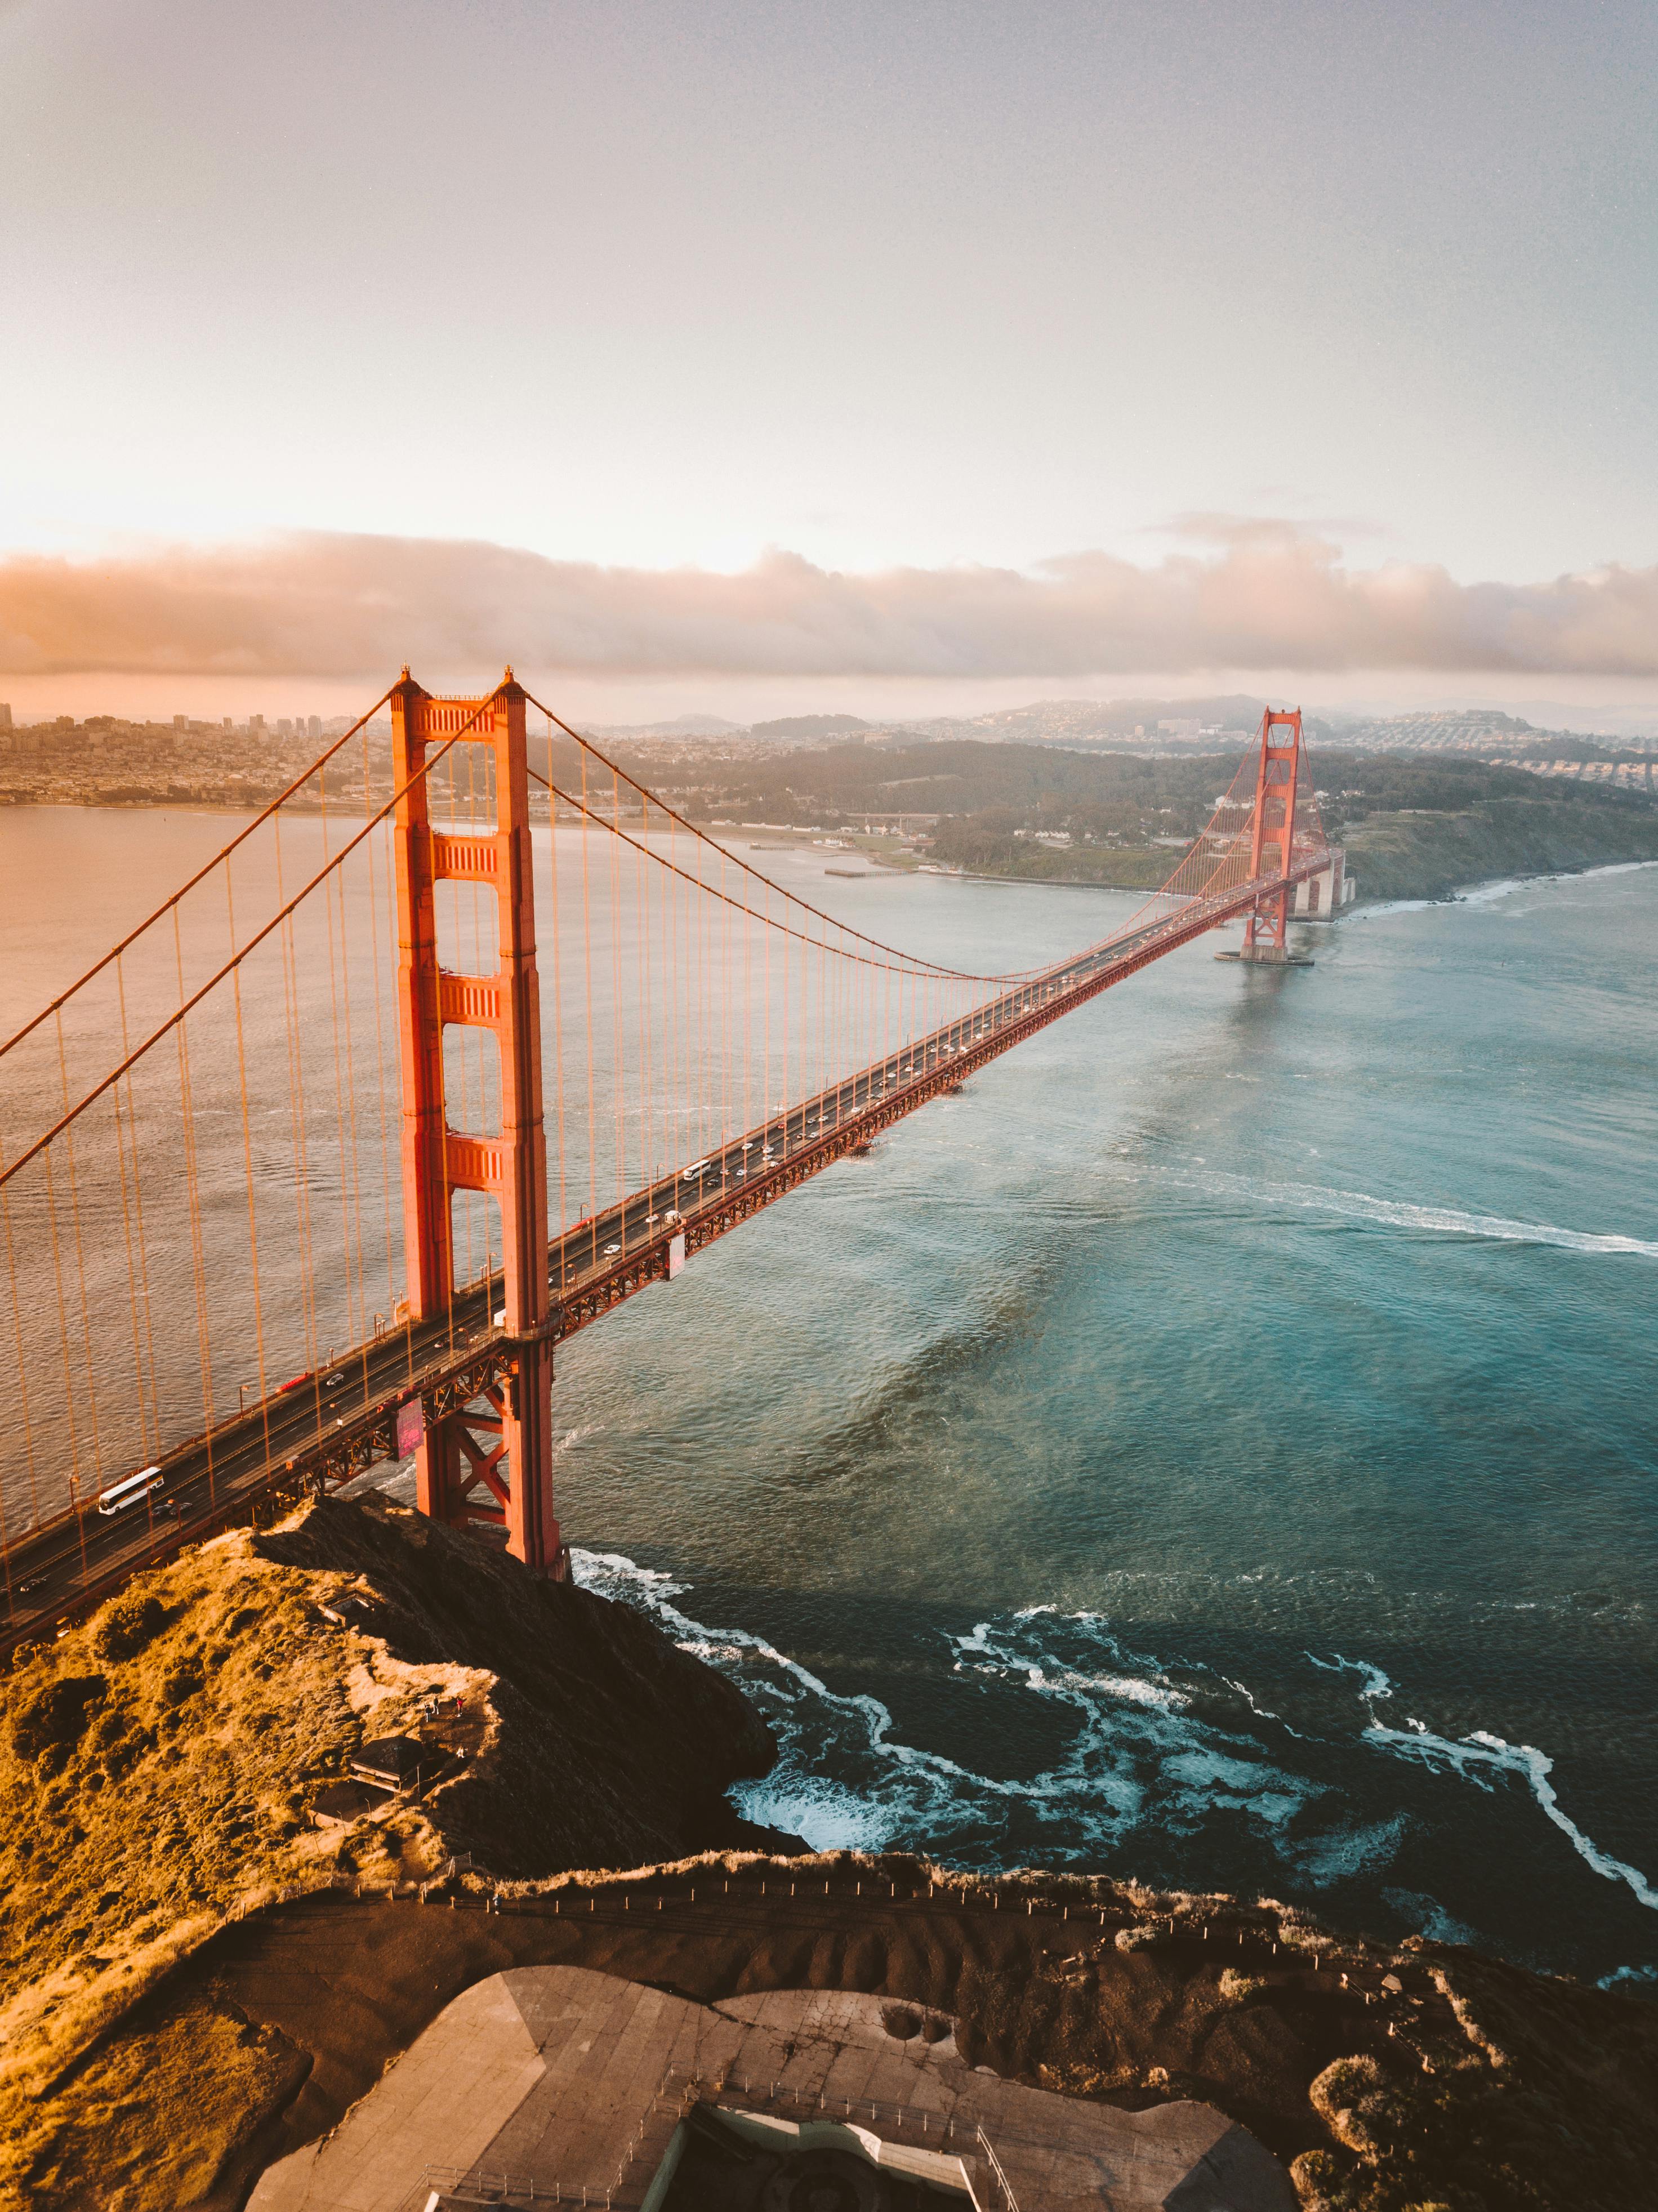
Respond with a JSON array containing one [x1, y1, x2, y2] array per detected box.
[[277, 718, 293, 737], [174, 713, 188, 730], [307, 714, 322, 739], [351, 1735, 430, 1793], [223, 716, 233, 731], [0, 704, 11, 731], [249, 713, 266, 734]]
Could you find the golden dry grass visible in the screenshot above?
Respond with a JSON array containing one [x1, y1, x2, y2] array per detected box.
[[0, 1491, 778, 2210]]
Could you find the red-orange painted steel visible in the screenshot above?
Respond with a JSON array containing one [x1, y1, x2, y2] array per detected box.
[[391, 670, 563, 1575], [1241, 708, 1304, 958]]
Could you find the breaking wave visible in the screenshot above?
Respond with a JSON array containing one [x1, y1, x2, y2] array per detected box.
[[573, 1549, 1658, 1936], [1311, 1656, 1658, 1913], [574, 1550, 1388, 1881]]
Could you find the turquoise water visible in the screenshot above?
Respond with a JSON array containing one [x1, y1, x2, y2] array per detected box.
[[557, 858, 1658, 1991]]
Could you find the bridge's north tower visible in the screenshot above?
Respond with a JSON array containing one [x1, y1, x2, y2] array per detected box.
[[390, 670, 563, 1575], [1235, 708, 1310, 964]]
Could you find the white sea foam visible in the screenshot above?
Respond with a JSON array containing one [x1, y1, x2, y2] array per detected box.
[[574, 1549, 1348, 1869], [1381, 1887, 1482, 1947], [1352, 898, 1443, 919], [1312, 1653, 1658, 1914], [1455, 877, 1529, 906], [1291, 1813, 1411, 1884], [576, 1549, 1656, 1933]]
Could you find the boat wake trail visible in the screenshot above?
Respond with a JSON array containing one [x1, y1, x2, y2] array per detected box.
[[1159, 1168, 1658, 1259]]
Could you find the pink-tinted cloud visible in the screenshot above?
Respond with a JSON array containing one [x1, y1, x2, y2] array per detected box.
[[2, 527, 1657, 680]]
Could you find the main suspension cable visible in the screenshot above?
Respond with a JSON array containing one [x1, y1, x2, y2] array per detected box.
[[524, 689, 1049, 983], [527, 764, 1010, 987]]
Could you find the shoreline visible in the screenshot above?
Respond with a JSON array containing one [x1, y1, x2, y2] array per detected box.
[[1348, 850, 1658, 919], [7, 796, 1656, 915], [871, 849, 1658, 907]]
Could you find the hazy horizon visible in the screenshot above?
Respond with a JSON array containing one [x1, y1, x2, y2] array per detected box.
[[3, 1, 1656, 722]]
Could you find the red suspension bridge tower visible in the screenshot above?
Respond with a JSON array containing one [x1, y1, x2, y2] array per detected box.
[[390, 669, 564, 1575], [1228, 708, 1312, 966]]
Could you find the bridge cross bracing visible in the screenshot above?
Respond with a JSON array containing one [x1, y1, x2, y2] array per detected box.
[[0, 685, 1329, 1648]]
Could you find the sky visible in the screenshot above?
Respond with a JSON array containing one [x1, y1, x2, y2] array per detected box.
[[2, 0, 1657, 724]]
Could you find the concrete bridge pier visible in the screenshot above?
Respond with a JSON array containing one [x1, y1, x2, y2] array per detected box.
[[1215, 937, 1314, 967]]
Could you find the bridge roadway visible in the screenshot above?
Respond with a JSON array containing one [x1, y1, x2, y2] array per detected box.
[[0, 860, 1323, 1649]]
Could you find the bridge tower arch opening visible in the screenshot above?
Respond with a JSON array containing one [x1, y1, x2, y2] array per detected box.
[[390, 668, 564, 1576]]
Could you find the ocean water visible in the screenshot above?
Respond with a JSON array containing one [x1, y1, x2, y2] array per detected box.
[[554, 857, 1658, 1992], [4, 809, 1655, 1988]]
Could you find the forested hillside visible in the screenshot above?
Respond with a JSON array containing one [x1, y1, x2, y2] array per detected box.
[[560, 734, 1658, 898]]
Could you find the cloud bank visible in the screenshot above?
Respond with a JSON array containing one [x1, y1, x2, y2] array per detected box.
[[3, 522, 1657, 680]]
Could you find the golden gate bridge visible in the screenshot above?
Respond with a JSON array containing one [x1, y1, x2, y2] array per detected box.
[[0, 676, 1330, 1650]]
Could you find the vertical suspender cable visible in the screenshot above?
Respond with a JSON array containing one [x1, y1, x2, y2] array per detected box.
[[225, 862, 275, 1477], [115, 956, 163, 1452], [173, 912, 216, 1505], [55, 1012, 105, 1491]]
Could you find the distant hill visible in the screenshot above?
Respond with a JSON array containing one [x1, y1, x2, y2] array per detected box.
[[1318, 708, 1644, 760], [588, 715, 745, 739], [897, 694, 1282, 747], [746, 713, 873, 739]]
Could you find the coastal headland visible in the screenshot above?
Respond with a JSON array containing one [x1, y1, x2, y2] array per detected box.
[[5, 1496, 1654, 2212]]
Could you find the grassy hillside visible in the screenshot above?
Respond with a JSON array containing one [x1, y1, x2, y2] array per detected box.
[[0, 1495, 779, 2208], [1342, 798, 1658, 903]]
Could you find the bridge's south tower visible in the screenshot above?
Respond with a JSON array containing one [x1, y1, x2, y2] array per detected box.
[[391, 668, 563, 1575]]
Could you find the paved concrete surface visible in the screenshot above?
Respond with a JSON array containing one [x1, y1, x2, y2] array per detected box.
[[249, 1965, 1297, 2211]]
